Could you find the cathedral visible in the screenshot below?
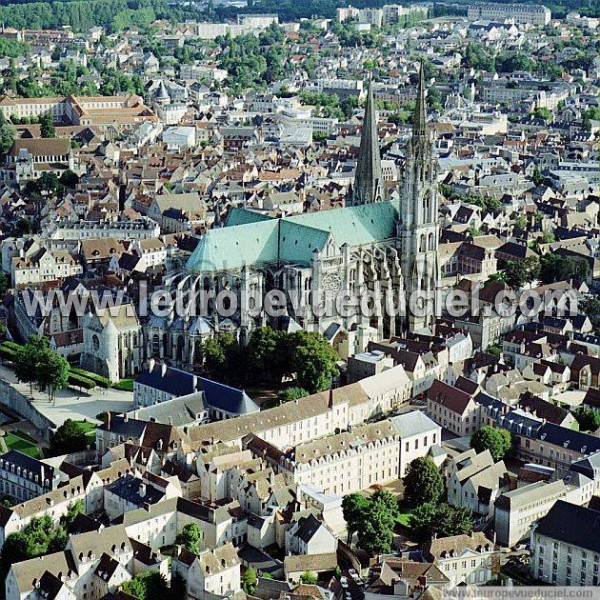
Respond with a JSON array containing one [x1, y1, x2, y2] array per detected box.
[[148, 65, 440, 368]]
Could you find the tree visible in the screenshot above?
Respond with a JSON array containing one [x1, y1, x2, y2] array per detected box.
[[291, 331, 339, 393], [14, 336, 48, 396], [49, 419, 89, 456], [514, 214, 527, 230], [470, 426, 513, 461], [121, 572, 169, 600], [532, 168, 544, 186], [343, 491, 397, 555], [356, 490, 398, 556], [533, 107, 552, 122], [411, 503, 474, 541], [61, 499, 84, 529], [242, 567, 257, 594], [37, 349, 69, 403], [342, 493, 370, 544], [300, 571, 318, 584], [0, 111, 15, 157], [277, 387, 309, 404], [39, 114, 56, 138], [14, 217, 32, 236], [201, 332, 238, 382], [175, 523, 203, 554], [59, 169, 79, 188], [503, 256, 540, 289], [1, 516, 68, 578], [403, 457, 444, 508], [573, 406, 600, 432], [540, 230, 555, 244], [540, 254, 589, 284]]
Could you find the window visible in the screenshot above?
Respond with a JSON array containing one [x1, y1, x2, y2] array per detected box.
[[92, 334, 100, 352]]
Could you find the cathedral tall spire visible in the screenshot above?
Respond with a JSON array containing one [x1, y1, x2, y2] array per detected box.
[[413, 61, 427, 137], [352, 81, 383, 206]]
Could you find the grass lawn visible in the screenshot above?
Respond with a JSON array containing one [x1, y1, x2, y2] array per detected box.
[[112, 379, 134, 391], [4, 432, 40, 458], [75, 420, 97, 440], [397, 512, 413, 527]]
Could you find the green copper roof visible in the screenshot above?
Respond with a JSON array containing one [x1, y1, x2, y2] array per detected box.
[[186, 201, 398, 273], [279, 220, 331, 265], [187, 219, 279, 273], [225, 207, 274, 227], [286, 201, 398, 248]]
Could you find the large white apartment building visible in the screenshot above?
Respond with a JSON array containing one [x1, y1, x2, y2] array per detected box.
[[467, 3, 551, 25], [494, 456, 598, 548], [43, 218, 160, 241], [0, 94, 156, 126], [281, 420, 400, 495], [530, 500, 600, 586]]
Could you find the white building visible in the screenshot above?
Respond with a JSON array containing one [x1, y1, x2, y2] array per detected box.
[[424, 532, 498, 587], [530, 500, 600, 586], [390, 410, 441, 477]]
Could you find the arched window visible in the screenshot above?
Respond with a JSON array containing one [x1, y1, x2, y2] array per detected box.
[[428, 232, 435, 251], [92, 335, 100, 352]]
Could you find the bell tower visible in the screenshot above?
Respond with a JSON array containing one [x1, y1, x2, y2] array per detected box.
[[351, 81, 384, 206], [399, 63, 440, 332]]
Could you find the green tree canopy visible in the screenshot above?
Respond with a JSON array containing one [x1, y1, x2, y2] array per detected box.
[[342, 490, 398, 556], [300, 571, 318, 584], [121, 571, 169, 600], [503, 256, 540, 289], [242, 567, 257, 594], [573, 406, 600, 432], [342, 492, 370, 544], [49, 419, 90, 456], [403, 457, 444, 508], [411, 503, 474, 541], [175, 522, 203, 554], [470, 426, 513, 461], [39, 114, 56, 138]]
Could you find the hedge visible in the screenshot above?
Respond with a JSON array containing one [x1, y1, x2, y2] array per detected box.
[[1, 341, 22, 352], [67, 373, 95, 390], [69, 368, 111, 389], [0, 346, 17, 361]]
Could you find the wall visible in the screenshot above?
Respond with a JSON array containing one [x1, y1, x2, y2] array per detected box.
[[0, 379, 55, 440]]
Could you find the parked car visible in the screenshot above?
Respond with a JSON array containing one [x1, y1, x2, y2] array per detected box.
[[340, 577, 349, 589], [348, 569, 360, 582]]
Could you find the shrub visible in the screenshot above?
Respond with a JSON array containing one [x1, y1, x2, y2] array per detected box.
[[67, 373, 95, 390], [70, 367, 111, 389]]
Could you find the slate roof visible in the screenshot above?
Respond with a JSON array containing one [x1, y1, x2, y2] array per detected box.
[[135, 364, 258, 415], [534, 500, 600, 554], [295, 513, 324, 543], [0, 450, 54, 482], [105, 475, 164, 506]]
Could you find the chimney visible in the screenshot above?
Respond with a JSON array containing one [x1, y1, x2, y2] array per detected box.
[[161, 363, 167, 377], [148, 358, 156, 372], [124, 412, 129, 423], [329, 387, 334, 409], [40, 465, 44, 483], [139, 483, 146, 498], [106, 412, 111, 431]]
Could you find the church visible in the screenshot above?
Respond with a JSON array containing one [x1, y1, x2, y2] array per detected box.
[[147, 66, 440, 367]]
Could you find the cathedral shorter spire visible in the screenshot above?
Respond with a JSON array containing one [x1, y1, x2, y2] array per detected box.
[[413, 61, 427, 137], [352, 80, 383, 206]]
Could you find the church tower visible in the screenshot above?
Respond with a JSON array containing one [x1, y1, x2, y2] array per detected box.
[[351, 81, 383, 206], [399, 63, 440, 332]]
